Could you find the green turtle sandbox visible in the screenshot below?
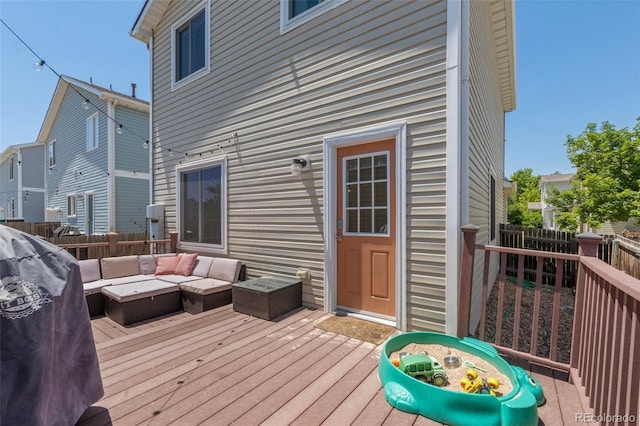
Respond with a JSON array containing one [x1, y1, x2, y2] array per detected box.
[[378, 332, 545, 426]]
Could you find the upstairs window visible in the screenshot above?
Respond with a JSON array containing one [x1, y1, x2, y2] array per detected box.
[[9, 156, 14, 180], [172, 2, 210, 89], [281, 0, 342, 33], [86, 113, 99, 151], [48, 140, 56, 168]]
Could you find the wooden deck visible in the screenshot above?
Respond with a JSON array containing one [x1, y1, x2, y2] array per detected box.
[[77, 306, 584, 426]]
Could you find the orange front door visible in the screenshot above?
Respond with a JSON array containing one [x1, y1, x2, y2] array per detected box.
[[336, 140, 396, 317]]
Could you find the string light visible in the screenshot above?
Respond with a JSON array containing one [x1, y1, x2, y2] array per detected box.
[[116, 125, 123, 134], [0, 18, 148, 148]]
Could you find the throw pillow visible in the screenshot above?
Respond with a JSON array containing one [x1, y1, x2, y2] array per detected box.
[[175, 253, 198, 276], [155, 256, 180, 275]]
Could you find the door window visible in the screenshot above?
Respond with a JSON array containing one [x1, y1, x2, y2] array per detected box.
[[343, 151, 389, 235]]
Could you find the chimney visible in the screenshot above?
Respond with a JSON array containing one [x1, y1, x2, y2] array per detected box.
[[131, 83, 137, 98]]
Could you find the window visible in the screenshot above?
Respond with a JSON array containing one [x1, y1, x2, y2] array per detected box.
[[48, 140, 56, 168], [280, 0, 342, 33], [86, 113, 99, 150], [67, 195, 76, 217], [9, 155, 14, 180], [172, 2, 209, 89], [289, 0, 325, 18], [344, 152, 389, 235], [490, 175, 496, 241], [177, 157, 227, 250]]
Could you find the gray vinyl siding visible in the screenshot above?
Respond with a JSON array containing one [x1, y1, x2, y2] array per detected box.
[[23, 192, 45, 222], [115, 107, 150, 173], [45, 87, 109, 233], [20, 146, 45, 188], [467, 0, 507, 333], [150, 0, 448, 328], [115, 176, 149, 232]]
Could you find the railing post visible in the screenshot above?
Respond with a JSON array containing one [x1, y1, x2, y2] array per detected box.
[[107, 232, 118, 257], [458, 224, 479, 338], [170, 232, 178, 253], [570, 232, 603, 368]]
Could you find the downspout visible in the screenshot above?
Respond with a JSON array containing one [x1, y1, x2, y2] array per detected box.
[[444, 0, 470, 335], [17, 150, 23, 218], [107, 99, 117, 232], [148, 32, 154, 204]]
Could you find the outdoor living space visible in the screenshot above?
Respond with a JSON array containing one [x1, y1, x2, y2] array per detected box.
[[77, 306, 583, 426]]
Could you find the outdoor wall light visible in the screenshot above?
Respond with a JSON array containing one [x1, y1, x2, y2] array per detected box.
[[291, 155, 311, 176]]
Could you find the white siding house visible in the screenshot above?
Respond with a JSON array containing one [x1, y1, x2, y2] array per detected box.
[[540, 173, 574, 230], [0, 143, 45, 222], [36, 76, 150, 234], [130, 0, 516, 333]]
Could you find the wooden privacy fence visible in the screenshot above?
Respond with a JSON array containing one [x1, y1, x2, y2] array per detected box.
[[48, 232, 178, 260], [610, 235, 640, 279], [1, 221, 61, 238]]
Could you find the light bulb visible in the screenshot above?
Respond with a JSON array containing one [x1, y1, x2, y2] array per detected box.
[[83, 100, 90, 110], [169, 149, 174, 157], [33, 60, 45, 72], [143, 141, 149, 149], [116, 125, 123, 134]]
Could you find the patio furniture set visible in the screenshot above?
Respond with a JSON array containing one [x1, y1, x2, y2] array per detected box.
[[79, 254, 302, 325]]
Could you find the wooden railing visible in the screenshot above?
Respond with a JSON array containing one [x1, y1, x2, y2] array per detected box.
[[55, 232, 178, 260], [459, 225, 639, 419]]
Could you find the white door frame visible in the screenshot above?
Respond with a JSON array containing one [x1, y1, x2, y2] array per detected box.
[[323, 121, 407, 330], [84, 191, 95, 235]]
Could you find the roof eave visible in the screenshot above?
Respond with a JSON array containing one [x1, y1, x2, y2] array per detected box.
[[130, 0, 171, 44], [490, 0, 517, 112]]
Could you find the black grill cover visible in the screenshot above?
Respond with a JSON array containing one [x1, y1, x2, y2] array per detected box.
[[0, 225, 103, 425]]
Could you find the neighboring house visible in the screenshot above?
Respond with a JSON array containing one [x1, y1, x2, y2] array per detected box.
[[0, 143, 45, 222], [36, 76, 150, 234], [539, 173, 574, 230], [130, 0, 516, 334]]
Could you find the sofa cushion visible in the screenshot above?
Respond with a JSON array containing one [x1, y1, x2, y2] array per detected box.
[[155, 256, 180, 275], [179, 278, 232, 296], [138, 255, 158, 275], [208, 258, 242, 283], [155, 275, 202, 284], [101, 255, 140, 279], [79, 259, 101, 283], [83, 280, 112, 296], [175, 253, 198, 276], [100, 275, 154, 286], [101, 279, 179, 303], [192, 256, 214, 277]]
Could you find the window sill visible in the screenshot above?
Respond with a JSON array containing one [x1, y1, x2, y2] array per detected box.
[[171, 66, 209, 92], [178, 241, 227, 255]]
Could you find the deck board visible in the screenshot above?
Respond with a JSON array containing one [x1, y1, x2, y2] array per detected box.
[[77, 306, 581, 425]]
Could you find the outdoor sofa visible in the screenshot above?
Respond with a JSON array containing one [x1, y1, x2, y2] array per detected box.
[[78, 253, 245, 325]]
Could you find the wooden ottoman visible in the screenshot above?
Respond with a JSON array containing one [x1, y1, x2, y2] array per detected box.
[[179, 278, 232, 314], [101, 280, 181, 325], [232, 276, 302, 320]]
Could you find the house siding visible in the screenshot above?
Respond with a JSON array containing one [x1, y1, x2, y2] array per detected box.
[[45, 87, 110, 233], [115, 176, 149, 233], [0, 154, 19, 218], [467, 0, 507, 332], [115, 107, 151, 174], [150, 0, 448, 328], [0, 145, 45, 221], [20, 146, 45, 189]]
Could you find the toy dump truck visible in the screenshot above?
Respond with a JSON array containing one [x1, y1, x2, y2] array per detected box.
[[399, 354, 448, 386]]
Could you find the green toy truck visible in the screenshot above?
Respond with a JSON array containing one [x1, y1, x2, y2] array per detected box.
[[399, 354, 448, 386]]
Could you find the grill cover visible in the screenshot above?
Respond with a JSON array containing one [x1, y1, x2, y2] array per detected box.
[[0, 225, 103, 425]]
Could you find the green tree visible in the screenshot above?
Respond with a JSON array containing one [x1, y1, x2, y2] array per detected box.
[[546, 121, 640, 230], [507, 168, 542, 227]]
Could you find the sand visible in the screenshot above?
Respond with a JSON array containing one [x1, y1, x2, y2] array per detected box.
[[389, 343, 514, 396]]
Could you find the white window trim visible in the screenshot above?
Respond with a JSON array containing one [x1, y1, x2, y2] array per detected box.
[[67, 194, 77, 218], [280, 0, 345, 34], [171, 0, 211, 91], [9, 155, 14, 181], [489, 172, 497, 243], [84, 191, 95, 235], [48, 140, 56, 169], [175, 155, 228, 253], [86, 112, 99, 151]]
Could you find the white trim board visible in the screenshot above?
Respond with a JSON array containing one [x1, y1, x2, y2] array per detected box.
[[323, 121, 407, 331]]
